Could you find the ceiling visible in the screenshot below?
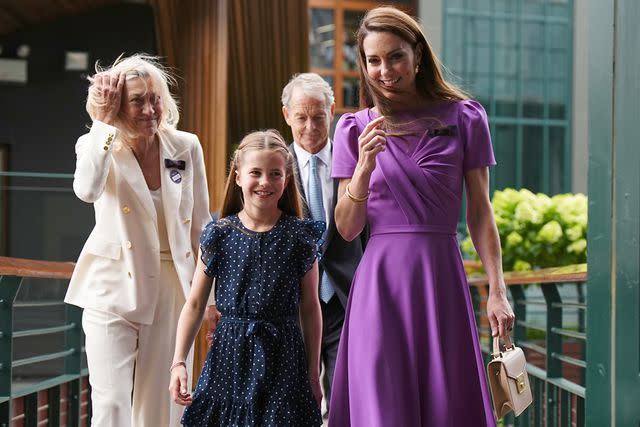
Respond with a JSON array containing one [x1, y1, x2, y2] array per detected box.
[[0, 0, 145, 35]]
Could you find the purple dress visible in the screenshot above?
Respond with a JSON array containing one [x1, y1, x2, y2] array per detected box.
[[328, 100, 497, 427]]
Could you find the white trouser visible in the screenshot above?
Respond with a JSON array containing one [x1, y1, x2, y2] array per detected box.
[[82, 260, 192, 427]]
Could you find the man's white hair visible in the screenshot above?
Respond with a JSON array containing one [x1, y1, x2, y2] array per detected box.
[[281, 73, 334, 109]]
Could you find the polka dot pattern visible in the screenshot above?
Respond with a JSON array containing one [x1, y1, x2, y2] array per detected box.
[[181, 214, 324, 427]]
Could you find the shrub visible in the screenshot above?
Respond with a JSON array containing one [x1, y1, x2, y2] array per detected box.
[[462, 188, 587, 271]]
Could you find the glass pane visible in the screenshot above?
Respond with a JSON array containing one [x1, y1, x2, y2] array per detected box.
[[548, 80, 566, 119], [445, 15, 465, 72], [310, 8, 335, 69], [522, 80, 544, 118], [466, 45, 491, 75], [494, 18, 518, 117], [549, 1, 570, 17], [494, 125, 518, 188], [495, 95, 517, 117], [548, 23, 569, 50], [522, 126, 543, 192], [343, 77, 360, 108], [470, 76, 490, 100], [466, 0, 491, 12], [495, 45, 518, 77], [522, 0, 544, 16], [495, 18, 518, 50], [549, 126, 566, 194], [7, 176, 94, 260], [495, 0, 518, 14], [467, 17, 491, 46], [320, 75, 335, 93], [343, 10, 365, 71], [549, 51, 568, 79], [522, 22, 544, 49]]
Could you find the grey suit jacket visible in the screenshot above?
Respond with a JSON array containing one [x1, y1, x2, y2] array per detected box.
[[290, 143, 365, 308]]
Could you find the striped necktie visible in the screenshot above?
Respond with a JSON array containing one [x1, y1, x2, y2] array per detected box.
[[308, 155, 335, 303]]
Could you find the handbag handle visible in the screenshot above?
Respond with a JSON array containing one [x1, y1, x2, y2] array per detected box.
[[491, 334, 515, 359]]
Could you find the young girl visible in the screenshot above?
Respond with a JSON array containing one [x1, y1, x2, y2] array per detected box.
[[169, 130, 324, 426]]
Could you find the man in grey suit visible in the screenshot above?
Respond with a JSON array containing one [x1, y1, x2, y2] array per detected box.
[[282, 73, 365, 417]]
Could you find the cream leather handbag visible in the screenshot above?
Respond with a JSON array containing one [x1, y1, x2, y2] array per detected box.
[[487, 335, 533, 418]]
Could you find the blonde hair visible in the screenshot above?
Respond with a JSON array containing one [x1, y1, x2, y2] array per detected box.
[[220, 130, 303, 219], [86, 53, 180, 143], [356, 7, 468, 116]]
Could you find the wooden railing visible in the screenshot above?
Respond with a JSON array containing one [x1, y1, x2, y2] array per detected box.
[[468, 263, 588, 426], [0, 256, 89, 427]]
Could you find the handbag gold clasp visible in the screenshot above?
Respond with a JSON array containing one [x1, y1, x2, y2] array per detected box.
[[516, 373, 526, 394]]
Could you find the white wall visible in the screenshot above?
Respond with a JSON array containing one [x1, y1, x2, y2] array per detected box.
[[419, 0, 444, 58]]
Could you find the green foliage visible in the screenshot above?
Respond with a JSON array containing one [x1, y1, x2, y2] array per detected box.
[[462, 188, 587, 271]]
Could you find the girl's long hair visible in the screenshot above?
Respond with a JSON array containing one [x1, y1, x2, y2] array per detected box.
[[356, 7, 468, 116], [220, 130, 303, 219]]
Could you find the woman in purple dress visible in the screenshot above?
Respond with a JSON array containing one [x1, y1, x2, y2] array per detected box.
[[329, 7, 515, 426]]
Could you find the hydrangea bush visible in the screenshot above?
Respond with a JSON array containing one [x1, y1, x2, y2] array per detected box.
[[461, 188, 587, 271]]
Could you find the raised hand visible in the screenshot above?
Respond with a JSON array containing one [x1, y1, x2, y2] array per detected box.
[[93, 72, 125, 124], [355, 115, 386, 176]]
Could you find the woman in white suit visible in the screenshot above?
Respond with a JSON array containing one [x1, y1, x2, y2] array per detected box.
[[65, 54, 216, 426]]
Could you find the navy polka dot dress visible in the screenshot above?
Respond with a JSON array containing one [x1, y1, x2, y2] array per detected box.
[[181, 214, 324, 427]]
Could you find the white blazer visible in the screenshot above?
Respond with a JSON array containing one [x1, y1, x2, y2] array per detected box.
[[65, 120, 213, 324]]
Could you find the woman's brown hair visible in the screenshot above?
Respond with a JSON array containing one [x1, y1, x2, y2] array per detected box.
[[219, 130, 303, 219], [356, 7, 468, 116]]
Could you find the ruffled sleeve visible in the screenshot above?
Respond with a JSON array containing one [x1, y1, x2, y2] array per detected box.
[[459, 100, 497, 171], [199, 219, 227, 278], [296, 218, 326, 276], [331, 112, 362, 178]]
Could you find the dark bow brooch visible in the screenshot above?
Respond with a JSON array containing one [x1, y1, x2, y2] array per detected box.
[[164, 159, 186, 170], [427, 125, 457, 137]]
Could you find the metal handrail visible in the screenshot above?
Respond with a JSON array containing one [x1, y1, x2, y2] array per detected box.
[[0, 171, 73, 179], [468, 263, 588, 425], [0, 256, 86, 426], [551, 326, 586, 340], [14, 301, 66, 308], [1, 256, 589, 426], [12, 323, 76, 338], [12, 349, 75, 368]]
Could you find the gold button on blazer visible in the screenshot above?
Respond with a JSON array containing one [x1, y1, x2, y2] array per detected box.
[[65, 120, 214, 324]]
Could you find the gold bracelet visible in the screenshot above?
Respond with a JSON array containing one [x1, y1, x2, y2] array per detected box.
[[169, 360, 186, 373], [345, 184, 369, 203]]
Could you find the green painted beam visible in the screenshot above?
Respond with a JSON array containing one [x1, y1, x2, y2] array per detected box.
[[10, 374, 81, 400], [585, 0, 614, 424], [612, 0, 640, 424], [0, 276, 21, 427]]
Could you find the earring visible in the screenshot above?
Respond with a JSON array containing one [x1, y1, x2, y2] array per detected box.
[[415, 64, 420, 74]]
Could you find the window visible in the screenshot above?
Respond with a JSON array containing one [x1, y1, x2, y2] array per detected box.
[[309, 0, 416, 114], [443, 0, 573, 195]]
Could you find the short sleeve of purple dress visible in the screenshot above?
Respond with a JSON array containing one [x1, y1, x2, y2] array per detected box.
[[328, 100, 498, 427]]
